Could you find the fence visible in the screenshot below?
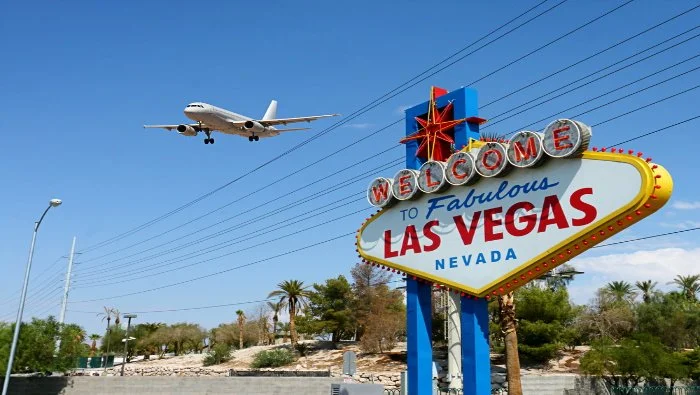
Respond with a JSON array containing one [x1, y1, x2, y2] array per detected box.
[[76, 356, 114, 369], [383, 388, 506, 395], [610, 387, 700, 395]]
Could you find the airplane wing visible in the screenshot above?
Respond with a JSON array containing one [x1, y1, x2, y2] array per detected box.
[[143, 124, 201, 131], [229, 114, 340, 127], [274, 127, 311, 132]]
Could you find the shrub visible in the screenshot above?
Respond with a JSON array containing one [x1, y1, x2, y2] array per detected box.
[[295, 342, 309, 357], [251, 349, 295, 368], [203, 343, 232, 366]]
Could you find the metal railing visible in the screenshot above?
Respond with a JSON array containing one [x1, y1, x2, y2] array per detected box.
[[610, 387, 700, 395]]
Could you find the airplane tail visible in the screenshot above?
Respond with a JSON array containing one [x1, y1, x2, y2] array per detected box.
[[262, 100, 277, 121]]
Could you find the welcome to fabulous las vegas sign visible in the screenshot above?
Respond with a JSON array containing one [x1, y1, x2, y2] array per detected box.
[[356, 118, 673, 298]]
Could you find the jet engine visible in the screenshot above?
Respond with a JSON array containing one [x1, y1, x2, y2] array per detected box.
[[176, 125, 198, 136], [243, 121, 266, 134]]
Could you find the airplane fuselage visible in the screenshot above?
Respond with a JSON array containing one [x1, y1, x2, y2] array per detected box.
[[183, 102, 277, 137]]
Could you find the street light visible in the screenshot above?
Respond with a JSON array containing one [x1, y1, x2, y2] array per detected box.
[[2, 199, 62, 395], [120, 314, 137, 377]]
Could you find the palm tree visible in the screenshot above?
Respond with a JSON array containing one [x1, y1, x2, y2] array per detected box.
[[268, 280, 312, 347], [112, 308, 121, 327], [97, 306, 113, 330], [635, 280, 657, 303], [671, 274, 700, 301], [89, 334, 101, 357], [604, 281, 636, 304], [498, 292, 522, 395], [236, 310, 246, 349], [267, 301, 281, 344]]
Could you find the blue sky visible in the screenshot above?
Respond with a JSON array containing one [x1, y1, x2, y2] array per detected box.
[[1, 0, 699, 336]]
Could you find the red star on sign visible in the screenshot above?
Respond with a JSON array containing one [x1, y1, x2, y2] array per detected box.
[[400, 87, 469, 162]]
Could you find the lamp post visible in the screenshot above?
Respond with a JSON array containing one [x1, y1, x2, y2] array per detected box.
[[2, 199, 62, 395], [120, 314, 137, 377]]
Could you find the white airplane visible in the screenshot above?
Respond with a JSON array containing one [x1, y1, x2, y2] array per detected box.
[[144, 100, 339, 144]]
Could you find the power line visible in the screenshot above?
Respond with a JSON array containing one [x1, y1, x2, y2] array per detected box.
[[485, 28, 700, 129], [77, 144, 403, 266], [593, 228, 700, 249], [73, 157, 403, 276], [69, 231, 356, 303], [606, 114, 700, 147], [67, 227, 700, 315], [74, 204, 372, 286], [67, 280, 405, 315], [594, 86, 700, 129], [77, 0, 568, 254], [504, 61, 700, 135], [464, 0, 637, 88], [480, 3, 700, 108]]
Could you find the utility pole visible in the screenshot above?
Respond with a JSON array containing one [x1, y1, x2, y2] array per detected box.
[[120, 314, 137, 376], [55, 237, 76, 354], [58, 237, 76, 325]]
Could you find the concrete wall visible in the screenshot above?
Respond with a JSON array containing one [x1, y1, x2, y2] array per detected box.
[[1, 374, 611, 395], [2, 376, 345, 395]]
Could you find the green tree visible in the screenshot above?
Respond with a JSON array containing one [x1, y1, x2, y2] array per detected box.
[[581, 334, 689, 390], [236, 310, 246, 349], [0, 317, 87, 374], [636, 291, 700, 350], [604, 281, 636, 305], [635, 280, 658, 304], [671, 274, 700, 301], [268, 280, 312, 347], [132, 323, 165, 359], [300, 275, 355, 343], [514, 286, 578, 363]]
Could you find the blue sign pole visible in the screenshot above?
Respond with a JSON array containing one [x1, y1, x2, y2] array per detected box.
[[403, 87, 482, 394], [461, 297, 491, 394], [406, 278, 433, 394]]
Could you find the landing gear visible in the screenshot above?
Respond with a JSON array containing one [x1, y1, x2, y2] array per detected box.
[[203, 130, 214, 145], [248, 135, 260, 142]]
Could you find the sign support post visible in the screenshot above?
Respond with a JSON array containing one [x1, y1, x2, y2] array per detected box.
[[406, 278, 433, 394], [461, 297, 491, 394], [403, 87, 482, 394]]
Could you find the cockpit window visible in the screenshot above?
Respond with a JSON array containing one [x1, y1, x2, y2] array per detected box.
[[187, 104, 204, 108]]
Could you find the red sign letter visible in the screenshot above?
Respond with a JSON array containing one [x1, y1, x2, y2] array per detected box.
[[552, 126, 573, 151], [513, 137, 538, 162], [454, 212, 482, 246], [570, 187, 597, 226], [383, 230, 398, 258], [423, 220, 442, 252]]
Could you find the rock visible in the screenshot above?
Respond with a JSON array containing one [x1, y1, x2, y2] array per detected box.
[[492, 374, 506, 384]]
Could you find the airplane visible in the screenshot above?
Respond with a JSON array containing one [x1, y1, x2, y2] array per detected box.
[[144, 100, 339, 144]]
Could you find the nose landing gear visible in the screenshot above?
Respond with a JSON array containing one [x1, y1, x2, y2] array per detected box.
[[248, 135, 260, 142]]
